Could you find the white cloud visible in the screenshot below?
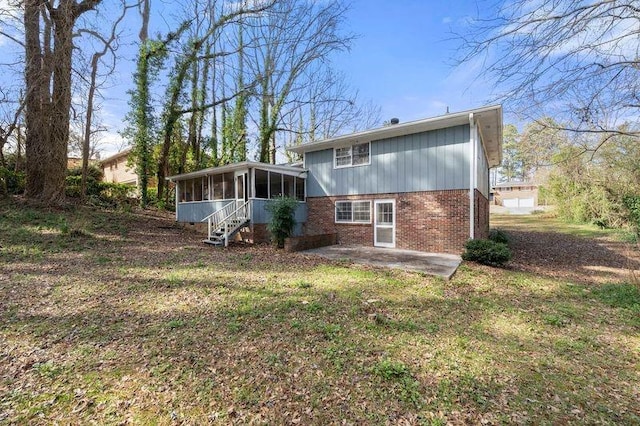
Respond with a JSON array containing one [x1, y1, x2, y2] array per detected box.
[[442, 17, 452, 24]]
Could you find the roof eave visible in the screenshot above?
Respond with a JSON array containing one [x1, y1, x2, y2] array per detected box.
[[287, 104, 503, 156], [472, 105, 503, 168], [166, 161, 307, 181]]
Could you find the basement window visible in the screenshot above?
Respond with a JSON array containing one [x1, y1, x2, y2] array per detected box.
[[335, 200, 371, 223]]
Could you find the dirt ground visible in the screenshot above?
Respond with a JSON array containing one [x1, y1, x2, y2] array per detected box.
[[135, 209, 640, 284], [492, 214, 640, 285]]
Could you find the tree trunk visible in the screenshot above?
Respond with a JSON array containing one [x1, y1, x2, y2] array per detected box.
[[157, 59, 190, 201], [186, 59, 199, 165], [139, 0, 149, 42], [24, 0, 101, 204], [24, 0, 45, 198], [43, 2, 76, 204], [81, 54, 99, 198]]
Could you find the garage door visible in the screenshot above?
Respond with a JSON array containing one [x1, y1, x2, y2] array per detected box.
[[503, 198, 519, 208], [519, 197, 534, 207], [503, 198, 534, 208]]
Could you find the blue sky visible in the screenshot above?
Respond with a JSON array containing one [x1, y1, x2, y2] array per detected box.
[[0, 0, 499, 157], [334, 0, 492, 123], [92, 0, 498, 156]]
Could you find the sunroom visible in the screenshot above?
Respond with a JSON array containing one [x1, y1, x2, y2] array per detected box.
[[167, 161, 307, 245]]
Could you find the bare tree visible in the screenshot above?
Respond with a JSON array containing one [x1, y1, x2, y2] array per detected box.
[[152, 0, 275, 200], [457, 0, 640, 139], [245, 0, 354, 164], [75, 1, 134, 197]]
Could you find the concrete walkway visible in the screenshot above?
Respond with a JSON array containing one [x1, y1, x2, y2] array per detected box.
[[302, 245, 461, 279]]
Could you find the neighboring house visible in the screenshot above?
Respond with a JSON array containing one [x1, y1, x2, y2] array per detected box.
[[493, 181, 538, 208], [67, 157, 83, 169], [167, 105, 503, 253], [101, 148, 138, 186]]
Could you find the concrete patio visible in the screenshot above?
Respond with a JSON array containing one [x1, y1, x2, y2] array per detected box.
[[302, 245, 462, 279]]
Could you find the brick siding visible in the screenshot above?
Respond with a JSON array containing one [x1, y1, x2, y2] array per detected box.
[[474, 189, 490, 239], [305, 190, 473, 254]]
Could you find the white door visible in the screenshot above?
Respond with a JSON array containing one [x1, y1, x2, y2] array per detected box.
[[235, 172, 247, 203], [374, 200, 395, 248]]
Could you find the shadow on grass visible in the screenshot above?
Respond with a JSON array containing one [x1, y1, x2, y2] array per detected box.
[[1, 201, 639, 423]]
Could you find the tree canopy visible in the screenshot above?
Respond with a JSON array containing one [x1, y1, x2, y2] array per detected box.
[[458, 0, 640, 139]]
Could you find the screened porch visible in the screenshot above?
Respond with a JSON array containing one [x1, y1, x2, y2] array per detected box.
[[169, 162, 308, 234]]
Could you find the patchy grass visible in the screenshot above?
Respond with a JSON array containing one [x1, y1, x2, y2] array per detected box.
[[1, 198, 639, 424]]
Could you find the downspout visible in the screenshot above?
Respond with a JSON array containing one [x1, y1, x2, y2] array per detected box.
[[469, 113, 476, 240]]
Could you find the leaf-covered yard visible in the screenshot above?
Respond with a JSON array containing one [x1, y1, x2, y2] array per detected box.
[[1, 201, 639, 424]]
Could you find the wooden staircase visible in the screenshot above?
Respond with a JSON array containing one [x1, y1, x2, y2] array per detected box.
[[201, 200, 250, 247]]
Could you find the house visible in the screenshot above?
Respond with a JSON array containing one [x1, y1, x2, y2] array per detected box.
[[167, 105, 503, 253], [101, 148, 138, 186], [492, 181, 538, 208], [67, 157, 83, 169]]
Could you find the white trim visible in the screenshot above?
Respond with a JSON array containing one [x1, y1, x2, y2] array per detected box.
[[174, 178, 179, 221], [374, 199, 395, 248], [167, 161, 306, 181], [235, 172, 248, 202], [334, 200, 372, 224], [333, 141, 371, 169], [469, 113, 476, 240]]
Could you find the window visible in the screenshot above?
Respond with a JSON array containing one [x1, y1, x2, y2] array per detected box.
[[352, 143, 370, 165], [335, 147, 351, 167], [193, 177, 203, 201], [335, 200, 371, 223], [222, 172, 234, 199], [295, 177, 305, 201], [212, 174, 223, 200], [254, 169, 305, 200], [203, 177, 210, 200], [334, 142, 370, 168], [270, 172, 282, 198], [255, 169, 269, 198], [283, 174, 294, 198]]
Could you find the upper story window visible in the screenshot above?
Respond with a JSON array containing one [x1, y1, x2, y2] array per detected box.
[[334, 142, 370, 168]]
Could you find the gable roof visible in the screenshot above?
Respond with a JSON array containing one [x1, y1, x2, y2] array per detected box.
[[493, 181, 537, 189], [100, 148, 132, 165], [287, 105, 503, 167]]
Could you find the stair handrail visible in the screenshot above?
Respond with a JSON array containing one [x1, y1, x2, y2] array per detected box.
[[200, 201, 236, 227], [201, 200, 251, 242]]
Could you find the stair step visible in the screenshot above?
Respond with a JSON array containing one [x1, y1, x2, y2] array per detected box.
[[203, 239, 224, 246]]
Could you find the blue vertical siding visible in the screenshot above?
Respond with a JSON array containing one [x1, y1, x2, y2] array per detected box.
[[177, 199, 307, 235], [250, 199, 307, 236], [176, 200, 233, 223], [305, 124, 471, 197]]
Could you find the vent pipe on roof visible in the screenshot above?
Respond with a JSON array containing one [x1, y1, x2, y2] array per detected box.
[[390, 118, 399, 125]]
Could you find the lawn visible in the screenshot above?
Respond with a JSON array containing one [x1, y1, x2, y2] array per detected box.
[[1, 200, 639, 424]]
